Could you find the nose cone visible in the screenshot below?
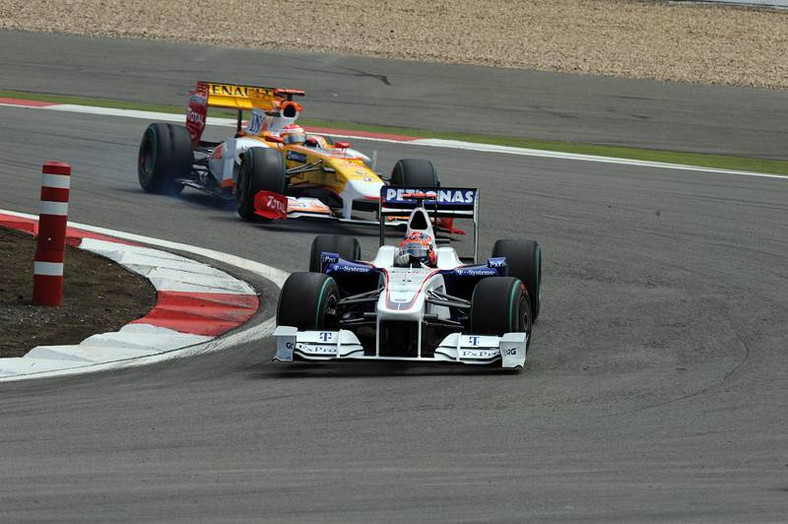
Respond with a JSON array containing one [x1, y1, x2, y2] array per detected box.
[[348, 178, 384, 200], [377, 267, 432, 314]]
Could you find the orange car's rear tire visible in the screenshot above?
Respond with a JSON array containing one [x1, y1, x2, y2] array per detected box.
[[138, 123, 192, 195]]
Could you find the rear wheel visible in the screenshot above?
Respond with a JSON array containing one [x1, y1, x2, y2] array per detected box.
[[236, 147, 287, 221], [138, 123, 192, 195], [309, 235, 361, 272], [470, 277, 532, 342], [492, 239, 542, 320], [277, 272, 339, 330], [390, 158, 439, 187]]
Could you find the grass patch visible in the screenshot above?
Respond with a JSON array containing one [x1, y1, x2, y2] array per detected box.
[[3, 89, 787, 175], [298, 117, 788, 175]]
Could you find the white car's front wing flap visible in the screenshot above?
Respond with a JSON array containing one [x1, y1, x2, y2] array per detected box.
[[272, 327, 527, 369]]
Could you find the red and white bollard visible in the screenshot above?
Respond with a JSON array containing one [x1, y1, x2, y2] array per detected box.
[[33, 162, 71, 306]]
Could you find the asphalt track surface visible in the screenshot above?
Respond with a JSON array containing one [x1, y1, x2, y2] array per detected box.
[[2, 30, 788, 160], [2, 103, 788, 521], [1, 35, 788, 521]]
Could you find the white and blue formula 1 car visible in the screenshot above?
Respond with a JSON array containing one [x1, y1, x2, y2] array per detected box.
[[273, 187, 542, 371]]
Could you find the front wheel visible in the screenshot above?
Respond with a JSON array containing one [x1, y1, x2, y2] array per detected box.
[[236, 147, 287, 221], [277, 272, 339, 330], [492, 239, 541, 320], [390, 158, 439, 188], [470, 277, 532, 343]]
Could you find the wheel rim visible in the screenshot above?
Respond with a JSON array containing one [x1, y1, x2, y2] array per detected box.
[[519, 295, 531, 334], [315, 278, 338, 329], [139, 133, 155, 185], [508, 282, 520, 332], [323, 294, 339, 330]]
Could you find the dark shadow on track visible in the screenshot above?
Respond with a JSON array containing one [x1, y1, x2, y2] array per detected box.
[[123, 188, 474, 246], [249, 220, 382, 238], [244, 359, 522, 379], [116, 187, 236, 210]]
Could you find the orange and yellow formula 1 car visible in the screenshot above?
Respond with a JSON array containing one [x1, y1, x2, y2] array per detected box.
[[137, 81, 440, 223]]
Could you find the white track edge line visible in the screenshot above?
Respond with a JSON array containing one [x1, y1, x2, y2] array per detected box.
[[0, 210, 290, 288], [3, 101, 786, 180], [0, 210, 289, 382]]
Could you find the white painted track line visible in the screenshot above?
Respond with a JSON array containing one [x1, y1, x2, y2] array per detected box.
[[0, 210, 288, 382], [2, 100, 786, 180]]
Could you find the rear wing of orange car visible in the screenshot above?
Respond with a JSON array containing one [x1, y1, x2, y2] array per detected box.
[[186, 81, 305, 146]]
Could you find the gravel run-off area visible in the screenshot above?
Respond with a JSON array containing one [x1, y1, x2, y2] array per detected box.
[[1, 1, 787, 89]]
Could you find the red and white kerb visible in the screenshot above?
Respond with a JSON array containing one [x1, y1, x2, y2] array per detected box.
[[33, 162, 71, 306]]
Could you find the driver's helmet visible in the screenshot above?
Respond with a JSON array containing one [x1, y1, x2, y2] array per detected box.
[[399, 232, 436, 266], [281, 123, 306, 145]]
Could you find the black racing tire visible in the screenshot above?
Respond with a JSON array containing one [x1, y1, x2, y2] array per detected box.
[[309, 235, 361, 272], [470, 277, 532, 342], [390, 158, 439, 188], [492, 239, 542, 320], [236, 147, 287, 221], [277, 272, 340, 330], [137, 123, 192, 195]]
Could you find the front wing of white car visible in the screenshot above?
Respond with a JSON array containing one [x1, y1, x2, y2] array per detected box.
[[272, 327, 527, 369]]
